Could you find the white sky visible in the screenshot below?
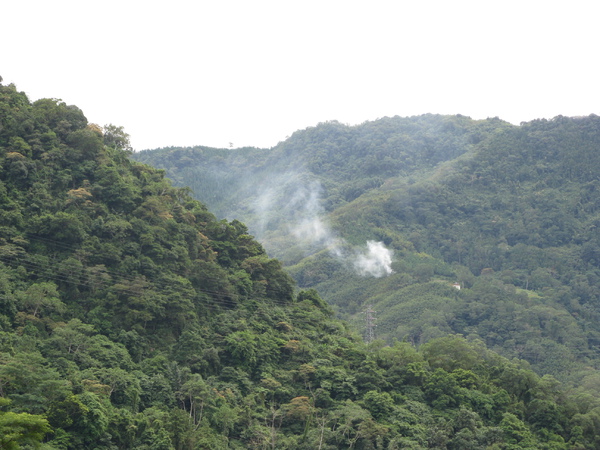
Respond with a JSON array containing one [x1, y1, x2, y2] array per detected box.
[[2, 1, 599, 150]]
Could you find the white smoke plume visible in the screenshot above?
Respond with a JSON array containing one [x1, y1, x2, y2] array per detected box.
[[249, 170, 394, 277], [292, 216, 330, 244], [286, 179, 331, 245], [354, 241, 394, 277]]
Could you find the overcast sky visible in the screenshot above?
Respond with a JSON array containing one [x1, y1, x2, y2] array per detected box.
[[3, 1, 599, 150]]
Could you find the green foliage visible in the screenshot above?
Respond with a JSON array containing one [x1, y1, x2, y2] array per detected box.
[[0, 400, 51, 449], [137, 113, 600, 394], [0, 81, 597, 448]]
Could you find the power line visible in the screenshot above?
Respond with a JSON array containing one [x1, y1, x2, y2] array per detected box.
[[21, 232, 294, 295], [0, 233, 301, 314]]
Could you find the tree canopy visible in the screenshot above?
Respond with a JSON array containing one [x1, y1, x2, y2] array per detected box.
[[1, 79, 599, 448]]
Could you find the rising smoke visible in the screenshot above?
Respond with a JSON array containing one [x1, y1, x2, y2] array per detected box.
[[354, 241, 394, 277], [249, 170, 394, 277]]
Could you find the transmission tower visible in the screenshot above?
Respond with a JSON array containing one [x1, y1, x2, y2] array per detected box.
[[364, 304, 377, 344]]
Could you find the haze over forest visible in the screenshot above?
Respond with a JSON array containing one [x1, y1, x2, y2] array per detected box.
[[3, 78, 600, 448], [137, 118, 600, 375], [137, 112, 600, 446]]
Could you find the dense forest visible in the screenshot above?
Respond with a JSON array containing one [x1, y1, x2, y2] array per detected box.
[[133, 114, 600, 383], [134, 114, 600, 383], [2, 80, 600, 449], [136, 112, 600, 448]]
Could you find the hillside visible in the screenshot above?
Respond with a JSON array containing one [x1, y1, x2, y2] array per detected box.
[[135, 114, 600, 390], [3, 80, 600, 448]]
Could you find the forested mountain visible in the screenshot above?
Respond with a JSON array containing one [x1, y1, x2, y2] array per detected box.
[[136, 112, 600, 447], [2, 79, 600, 449]]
